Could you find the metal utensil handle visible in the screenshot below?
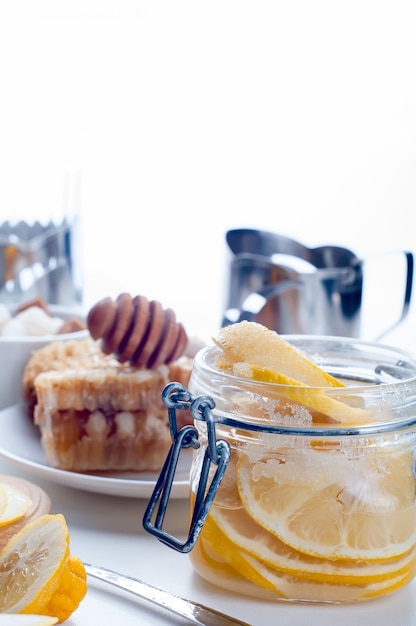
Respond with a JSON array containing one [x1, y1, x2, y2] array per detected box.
[[84, 564, 251, 626]]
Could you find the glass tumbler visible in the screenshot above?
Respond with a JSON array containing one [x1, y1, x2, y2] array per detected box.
[[145, 336, 416, 604]]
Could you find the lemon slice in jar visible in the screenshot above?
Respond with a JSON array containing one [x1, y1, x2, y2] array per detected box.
[[199, 508, 416, 601], [231, 362, 371, 425], [236, 450, 416, 561], [207, 505, 416, 584], [233, 551, 414, 602], [214, 321, 371, 425], [214, 321, 343, 387]]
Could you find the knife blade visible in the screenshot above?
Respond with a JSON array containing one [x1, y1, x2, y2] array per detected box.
[[84, 563, 252, 626]]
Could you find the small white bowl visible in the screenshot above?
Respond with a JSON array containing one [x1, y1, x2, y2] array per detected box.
[[0, 304, 89, 410]]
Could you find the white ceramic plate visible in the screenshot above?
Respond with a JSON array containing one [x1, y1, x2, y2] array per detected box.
[[0, 404, 192, 498]]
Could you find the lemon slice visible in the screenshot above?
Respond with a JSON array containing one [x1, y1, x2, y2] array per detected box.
[[0, 617, 58, 625], [199, 511, 415, 601], [0, 485, 7, 518], [214, 322, 374, 424], [0, 476, 51, 551], [237, 451, 416, 561], [0, 483, 33, 527], [198, 513, 286, 597], [235, 551, 414, 602], [232, 362, 371, 425], [0, 513, 87, 622], [209, 506, 416, 584], [214, 321, 344, 387]]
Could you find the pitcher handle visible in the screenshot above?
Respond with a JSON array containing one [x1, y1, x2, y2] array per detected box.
[[365, 250, 414, 341], [222, 279, 303, 326]]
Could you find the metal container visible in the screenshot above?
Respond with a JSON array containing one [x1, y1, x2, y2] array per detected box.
[[221, 229, 413, 340], [0, 217, 82, 307]]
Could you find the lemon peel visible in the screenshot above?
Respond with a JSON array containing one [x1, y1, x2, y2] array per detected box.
[[214, 322, 374, 425], [232, 363, 371, 425], [213, 321, 343, 388]]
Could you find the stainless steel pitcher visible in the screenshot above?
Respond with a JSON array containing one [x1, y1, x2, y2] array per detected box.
[[222, 228, 413, 340], [0, 217, 82, 307]]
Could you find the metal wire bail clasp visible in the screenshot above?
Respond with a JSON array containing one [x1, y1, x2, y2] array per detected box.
[[143, 382, 231, 553]]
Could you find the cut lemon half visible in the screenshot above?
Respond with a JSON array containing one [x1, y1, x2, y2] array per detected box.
[[0, 482, 32, 527], [0, 513, 87, 623], [237, 450, 416, 561], [213, 321, 344, 387]]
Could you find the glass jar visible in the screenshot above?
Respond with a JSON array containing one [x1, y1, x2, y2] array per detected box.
[[183, 336, 416, 603]]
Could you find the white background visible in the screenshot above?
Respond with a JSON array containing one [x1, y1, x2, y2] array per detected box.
[[1, 6, 416, 624], [0, 0, 415, 348]]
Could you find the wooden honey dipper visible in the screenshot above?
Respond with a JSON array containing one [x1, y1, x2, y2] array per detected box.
[[87, 293, 189, 368]]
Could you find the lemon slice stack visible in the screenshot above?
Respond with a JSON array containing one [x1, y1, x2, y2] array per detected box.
[[194, 321, 416, 601]]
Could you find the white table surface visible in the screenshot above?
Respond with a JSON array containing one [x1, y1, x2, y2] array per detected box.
[[1, 455, 416, 626]]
